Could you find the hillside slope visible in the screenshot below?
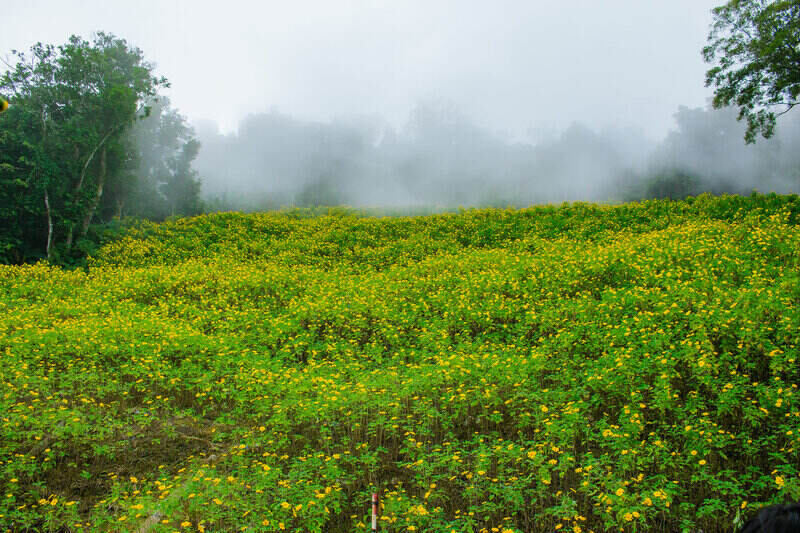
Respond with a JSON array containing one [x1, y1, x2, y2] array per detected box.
[[1, 194, 799, 532]]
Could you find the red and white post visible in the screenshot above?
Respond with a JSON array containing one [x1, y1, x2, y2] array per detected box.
[[371, 492, 378, 532]]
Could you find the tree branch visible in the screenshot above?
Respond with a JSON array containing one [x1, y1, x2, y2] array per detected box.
[[774, 102, 798, 117], [74, 124, 122, 194]]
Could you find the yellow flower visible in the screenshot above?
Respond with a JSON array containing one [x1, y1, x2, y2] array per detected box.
[[776, 476, 785, 488], [181, 521, 192, 528], [623, 513, 633, 521], [615, 488, 624, 497]]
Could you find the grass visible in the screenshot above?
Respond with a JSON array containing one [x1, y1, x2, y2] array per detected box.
[[1, 193, 799, 532]]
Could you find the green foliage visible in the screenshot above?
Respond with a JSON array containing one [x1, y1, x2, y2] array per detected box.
[[704, 0, 800, 143], [635, 171, 704, 201], [1, 195, 799, 532], [0, 33, 201, 265]]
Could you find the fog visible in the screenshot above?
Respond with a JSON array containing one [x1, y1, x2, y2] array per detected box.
[[641, 106, 800, 197], [5, 0, 800, 210], [193, 103, 800, 210]]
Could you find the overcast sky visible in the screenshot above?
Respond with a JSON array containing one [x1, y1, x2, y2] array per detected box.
[[4, 0, 721, 140]]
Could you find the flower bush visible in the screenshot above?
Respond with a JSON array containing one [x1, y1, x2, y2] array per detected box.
[[0, 194, 798, 532]]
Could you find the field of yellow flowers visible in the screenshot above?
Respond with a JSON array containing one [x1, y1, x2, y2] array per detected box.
[[1, 194, 799, 532]]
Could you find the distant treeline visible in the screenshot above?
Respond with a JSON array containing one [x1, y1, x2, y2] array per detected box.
[[195, 102, 800, 212]]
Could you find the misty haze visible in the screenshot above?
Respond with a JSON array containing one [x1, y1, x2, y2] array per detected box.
[[8, 0, 798, 216], [191, 103, 800, 210]]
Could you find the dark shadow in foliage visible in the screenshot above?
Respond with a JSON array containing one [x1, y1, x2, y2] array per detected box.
[[624, 170, 751, 202], [736, 503, 800, 533]]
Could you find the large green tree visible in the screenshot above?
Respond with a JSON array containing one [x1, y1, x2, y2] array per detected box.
[[704, 0, 800, 143], [0, 33, 201, 264], [1, 34, 165, 261]]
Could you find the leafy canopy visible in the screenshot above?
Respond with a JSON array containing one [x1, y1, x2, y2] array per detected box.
[[703, 0, 800, 143], [0, 33, 202, 264]]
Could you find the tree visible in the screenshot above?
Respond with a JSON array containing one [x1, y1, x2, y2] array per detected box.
[[0, 42, 68, 261], [0, 33, 168, 262], [703, 0, 800, 143]]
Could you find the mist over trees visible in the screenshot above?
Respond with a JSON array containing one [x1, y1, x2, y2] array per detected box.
[[630, 105, 800, 200], [194, 101, 651, 210], [127, 97, 203, 220], [194, 101, 800, 211]]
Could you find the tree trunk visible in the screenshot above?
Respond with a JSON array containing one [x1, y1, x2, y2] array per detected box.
[[81, 146, 106, 237], [75, 127, 119, 195], [44, 189, 53, 262]]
